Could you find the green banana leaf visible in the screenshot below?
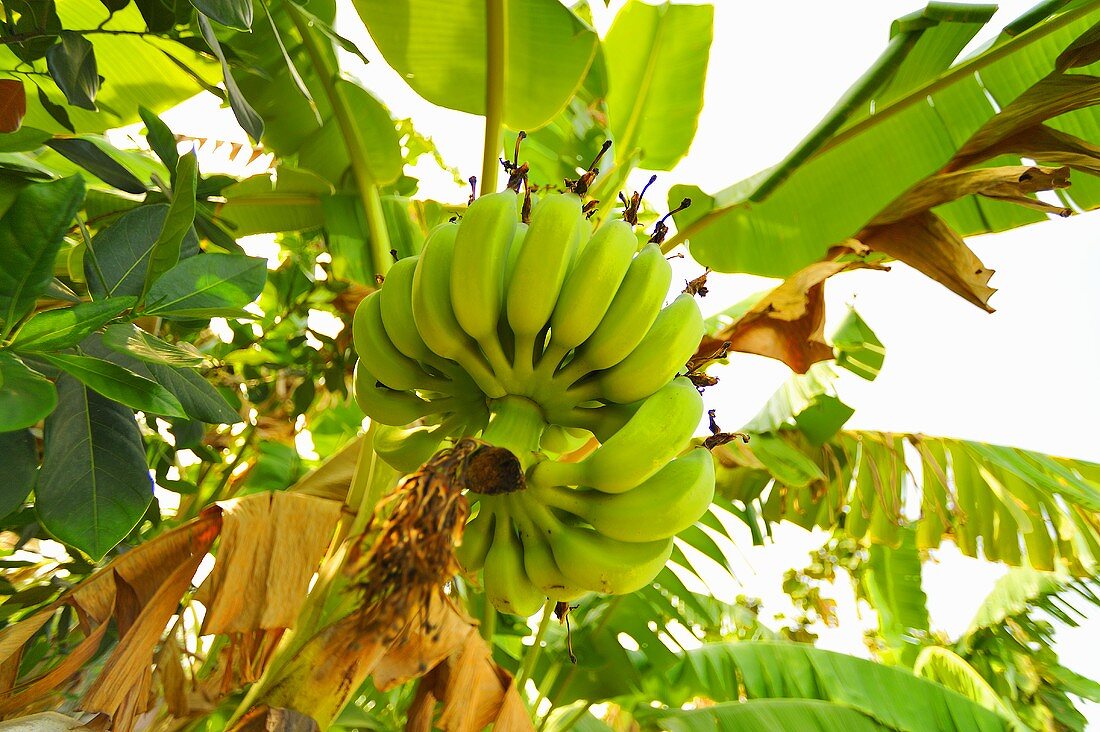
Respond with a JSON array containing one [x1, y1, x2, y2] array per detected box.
[[914, 647, 1027, 730], [862, 527, 930, 667], [352, 0, 598, 131], [951, 567, 1100, 731], [671, 1, 1100, 279], [717, 429, 1100, 574], [654, 642, 1011, 732], [641, 699, 890, 732]]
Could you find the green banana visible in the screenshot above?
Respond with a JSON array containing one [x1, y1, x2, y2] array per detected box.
[[412, 223, 506, 398], [525, 499, 672, 595], [378, 256, 434, 363], [571, 293, 704, 405], [506, 194, 585, 379], [539, 424, 592, 455], [532, 377, 702, 493], [482, 497, 547, 615], [553, 244, 672, 389], [537, 220, 637, 379], [354, 290, 450, 393], [533, 448, 715, 543], [451, 191, 518, 380], [501, 221, 528, 303], [456, 502, 497, 573], [373, 420, 458, 473], [512, 496, 586, 601], [353, 362, 449, 426]]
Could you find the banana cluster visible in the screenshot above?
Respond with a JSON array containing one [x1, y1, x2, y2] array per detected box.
[[352, 189, 714, 615]]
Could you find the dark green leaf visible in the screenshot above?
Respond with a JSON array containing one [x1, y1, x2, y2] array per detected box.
[[142, 253, 267, 319], [36, 375, 152, 560], [33, 85, 74, 133], [139, 152, 198, 304], [0, 429, 36, 518], [0, 176, 85, 335], [146, 362, 240, 423], [82, 332, 239, 424], [45, 31, 100, 111], [354, 0, 598, 130], [134, 0, 176, 32], [0, 351, 57, 431], [43, 352, 186, 417], [99, 0, 131, 11], [45, 138, 146, 193], [5, 0, 62, 63], [603, 0, 713, 171], [198, 14, 264, 143], [85, 204, 200, 299], [189, 0, 251, 30], [9, 297, 136, 352], [102, 323, 206, 368], [138, 106, 180, 172]]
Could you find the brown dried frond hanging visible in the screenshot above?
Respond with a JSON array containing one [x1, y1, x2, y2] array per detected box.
[[345, 438, 484, 632]]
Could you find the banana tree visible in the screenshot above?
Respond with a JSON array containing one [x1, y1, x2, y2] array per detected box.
[[0, 0, 1098, 730]]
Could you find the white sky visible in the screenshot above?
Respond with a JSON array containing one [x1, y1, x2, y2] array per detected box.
[[150, 0, 1099, 721]]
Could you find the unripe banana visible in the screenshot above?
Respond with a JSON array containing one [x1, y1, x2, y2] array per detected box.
[[506, 194, 585, 377], [354, 290, 450, 393], [412, 223, 506, 398], [532, 377, 702, 493], [554, 244, 672, 389], [373, 420, 457, 473], [451, 191, 518, 379], [537, 220, 637, 379], [379, 256, 434, 363], [539, 424, 592, 455], [353, 362, 449, 426], [456, 503, 497, 573], [501, 222, 528, 300], [572, 293, 704, 405], [512, 497, 586, 601], [482, 498, 546, 615], [533, 448, 715, 542], [526, 500, 672, 595]]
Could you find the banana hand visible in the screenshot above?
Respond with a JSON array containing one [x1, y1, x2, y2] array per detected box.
[[532, 377, 703, 493], [533, 448, 715, 543]]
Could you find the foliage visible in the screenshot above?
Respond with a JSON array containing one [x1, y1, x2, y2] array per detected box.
[[0, 0, 1097, 730]]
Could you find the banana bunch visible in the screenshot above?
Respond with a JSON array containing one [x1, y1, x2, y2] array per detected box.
[[352, 189, 714, 615]]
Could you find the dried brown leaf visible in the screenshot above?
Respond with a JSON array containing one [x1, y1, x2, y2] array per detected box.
[[860, 212, 997, 312], [199, 493, 343, 634], [0, 510, 222, 719], [951, 124, 1100, 176], [873, 165, 1072, 224], [697, 260, 861, 373], [956, 74, 1100, 159]]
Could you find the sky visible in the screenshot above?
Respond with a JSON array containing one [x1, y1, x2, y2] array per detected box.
[[144, 0, 1100, 721]]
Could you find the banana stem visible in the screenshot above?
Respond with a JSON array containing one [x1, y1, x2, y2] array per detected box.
[[287, 3, 391, 276], [481, 395, 546, 469], [515, 598, 557, 692], [480, 0, 506, 195]]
